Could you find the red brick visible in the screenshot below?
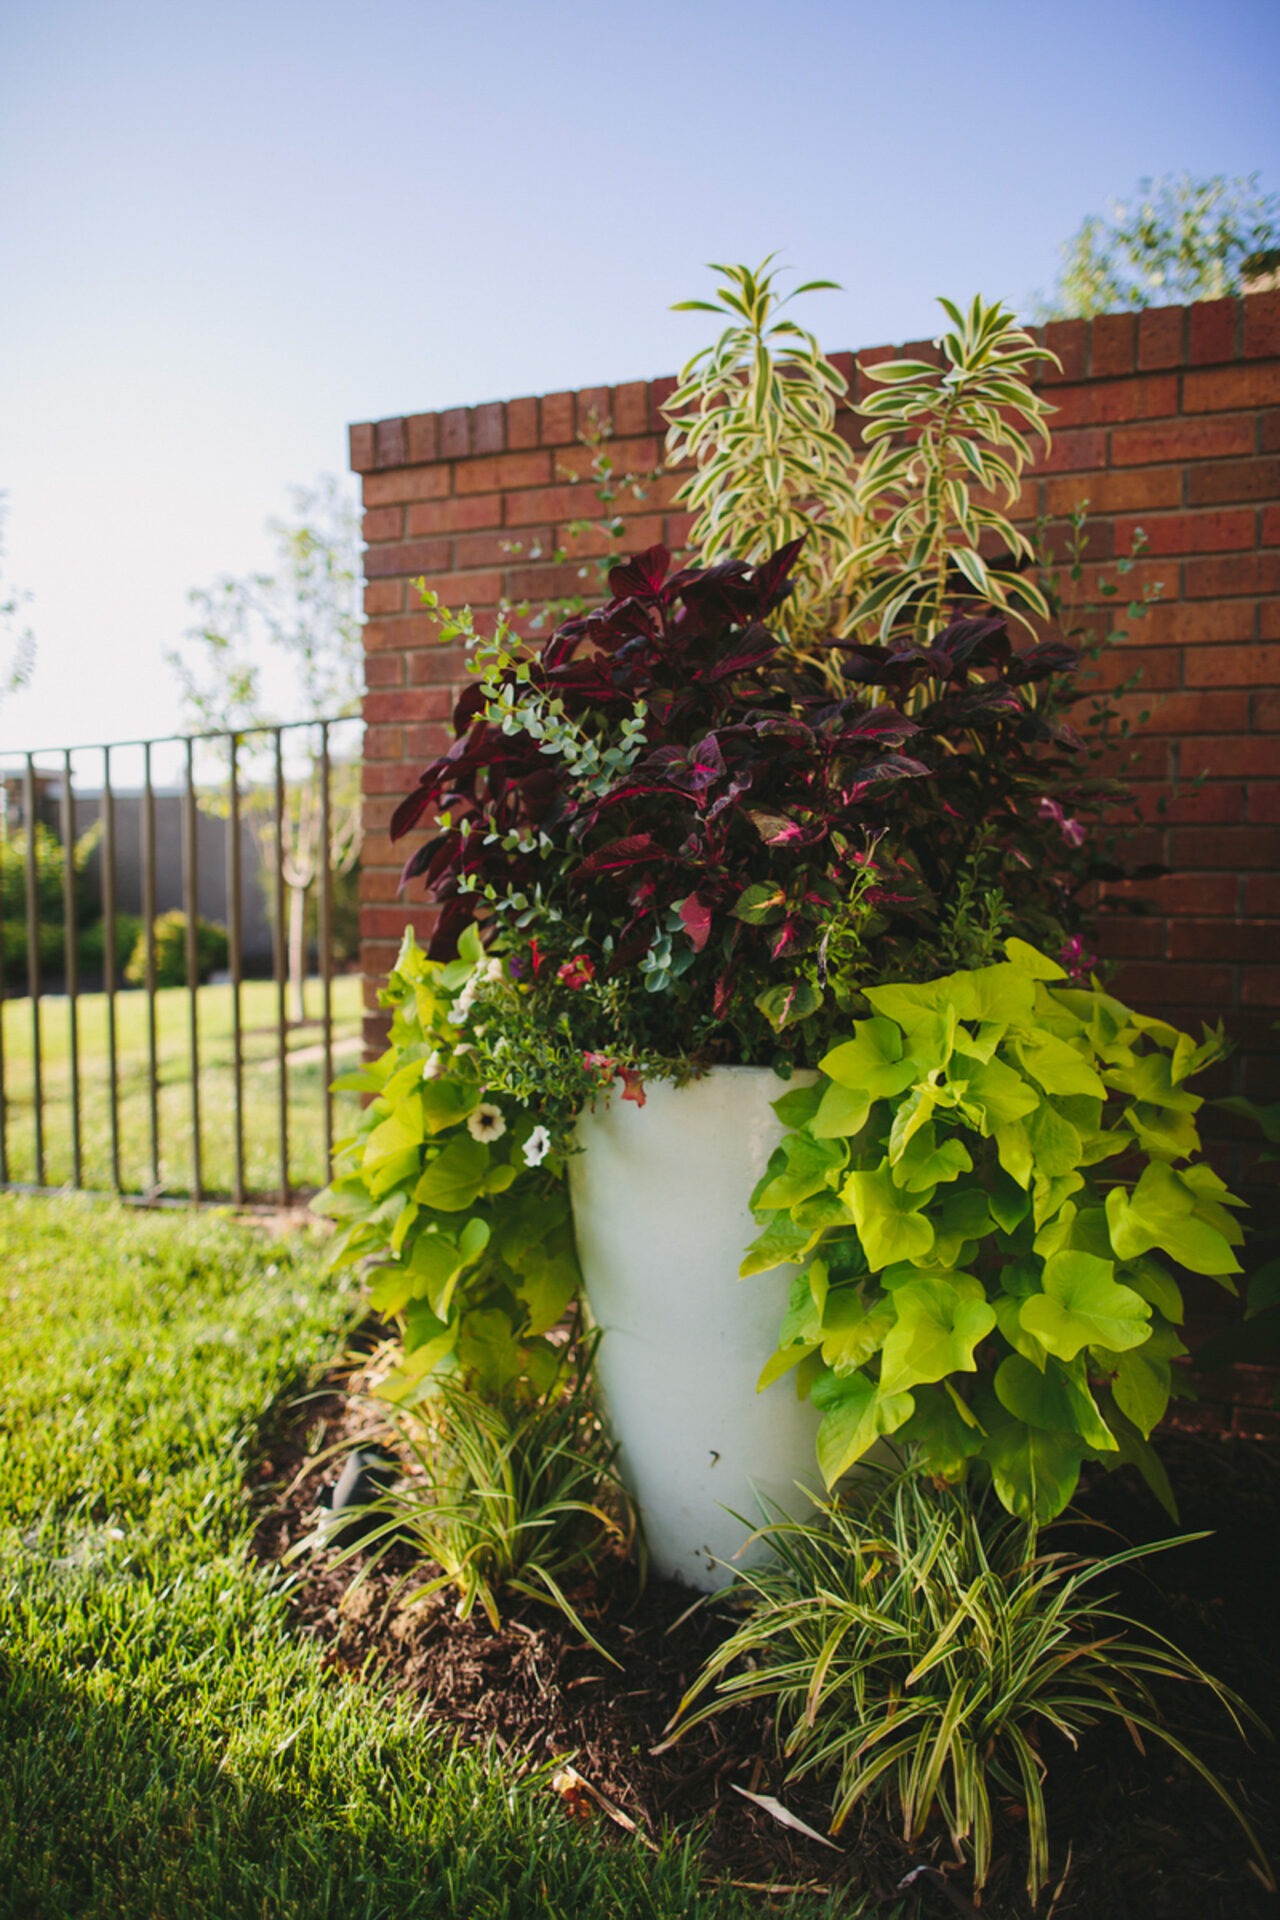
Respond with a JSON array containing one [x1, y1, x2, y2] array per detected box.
[[1168, 919, 1273, 962], [505, 561, 593, 603], [1085, 644, 1180, 691], [363, 723, 404, 762], [406, 645, 469, 685], [1041, 319, 1087, 383], [613, 380, 649, 436], [1153, 872, 1241, 915], [363, 687, 451, 725], [454, 449, 553, 497], [1133, 691, 1250, 734], [1049, 374, 1178, 430], [539, 391, 575, 445], [665, 510, 696, 553], [407, 495, 503, 537], [1185, 645, 1277, 687], [1188, 298, 1238, 365], [648, 374, 678, 431], [1184, 363, 1280, 413], [505, 482, 596, 528], [1264, 606, 1280, 642], [471, 402, 504, 456], [349, 421, 376, 473], [506, 395, 539, 450], [454, 531, 518, 569], [1112, 961, 1236, 1006], [1173, 824, 1280, 867], [374, 417, 406, 468], [1036, 427, 1108, 474], [558, 513, 665, 558], [1111, 415, 1255, 465], [1137, 781, 1242, 825], [1099, 916, 1165, 958], [406, 413, 439, 465], [1245, 874, 1280, 915], [1115, 509, 1255, 557], [1244, 290, 1280, 359], [362, 505, 402, 543], [1263, 410, 1280, 454], [1186, 456, 1280, 506], [1186, 554, 1280, 599], [363, 580, 403, 617], [1182, 737, 1280, 778], [1263, 506, 1280, 547], [363, 466, 451, 508], [362, 761, 419, 795], [363, 654, 403, 689], [1242, 969, 1280, 1006], [1248, 784, 1280, 822], [1137, 305, 1186, 370], [1256, 690, 1280, 726], [1045, 468, 1180, 515], [364, 905, 450, 941], [1090, 312, 1136, 378], [439, 408, 470, 460], [405, 710, 454, 750], [1138, 600, 1255, 647], [361, 866, 417, 904], [364, 537, 452, 580], [576, 386, 612, 436], [364, 614, 435, 653]]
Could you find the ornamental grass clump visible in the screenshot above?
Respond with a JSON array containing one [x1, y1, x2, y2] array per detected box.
[[668, 1471, 1270, 1901]]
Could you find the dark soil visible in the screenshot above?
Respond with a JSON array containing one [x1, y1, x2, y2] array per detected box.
[[251, 1386, 1280, 1919]]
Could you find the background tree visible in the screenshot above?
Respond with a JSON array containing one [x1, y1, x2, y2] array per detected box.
[[1036, 172, 1279, 319], [0, 494, 35, 706], [168, 475, 364, 1019]]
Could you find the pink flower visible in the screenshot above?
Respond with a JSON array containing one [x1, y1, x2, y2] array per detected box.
[[1059, 935, 1097, 982], [1037, 797, 1086, 849]]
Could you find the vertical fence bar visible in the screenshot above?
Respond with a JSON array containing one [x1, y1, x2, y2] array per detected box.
[[101, 747, 121, 1192], [183, 737, 202, 1201], [273, 728, 289, 1205], [23, 756, 44, 1186], [318, 723, 334, 1175], [0, 781, 8, 1186], [141, 744, 160, 1190], [61, 750, 82, 1187], [226, 734, 245, 1206]]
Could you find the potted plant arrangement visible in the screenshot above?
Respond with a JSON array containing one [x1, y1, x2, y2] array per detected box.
[[316, 263, 1243, 1588]]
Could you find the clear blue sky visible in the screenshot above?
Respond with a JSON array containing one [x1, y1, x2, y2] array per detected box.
[[2, 0, 1277, 755]]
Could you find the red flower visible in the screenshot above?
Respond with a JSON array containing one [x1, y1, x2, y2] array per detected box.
[[558, 954, 596, 990]]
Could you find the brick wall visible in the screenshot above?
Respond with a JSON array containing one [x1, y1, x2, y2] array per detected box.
[[350, 290, 1280, 1432]]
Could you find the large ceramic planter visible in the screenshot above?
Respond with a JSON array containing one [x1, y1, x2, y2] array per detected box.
[[569, 1066, 821, 1591]]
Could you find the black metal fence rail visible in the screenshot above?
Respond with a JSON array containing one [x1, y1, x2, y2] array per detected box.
[[0, 717, 361, 1208]]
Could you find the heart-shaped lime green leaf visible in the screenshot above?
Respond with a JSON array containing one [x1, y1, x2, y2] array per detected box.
[[1017, 1031, 1107, 1100], [1105, 1322, 1185, 1436], [1004, 937, 1068, 980], [772, 1080, 824, 1129], [820, 1016, 918, 1100], [1028, 1102, 1083, 1177], [811, 1370, 915, 1485], [878, 1279, 997, 1395], [1105, 1163, 1242, 1277], [895, 1384, 985, 1479], [811, 1080, 873, 1139], [959, 1056, 1041, 1131], [413, 1135, 489, 1212], [891, 1127, 974, 1193], [842, 1166, 936, 1271], [994, 1352, 1116, 1451], [1019, 1250, 1151, 1362], [820, 1287, 896, 1374], [419, 1078, 479, 1134], [740, 1214, 812, 1277], [982, 1420, 1084, 1523], [753, 1132, 846, 1211]]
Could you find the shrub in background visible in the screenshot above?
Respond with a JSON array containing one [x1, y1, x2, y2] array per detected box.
[[125, 910, 229, 989]]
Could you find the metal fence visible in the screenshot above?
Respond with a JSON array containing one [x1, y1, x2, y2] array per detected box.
[[0, 717, 363, 1207]]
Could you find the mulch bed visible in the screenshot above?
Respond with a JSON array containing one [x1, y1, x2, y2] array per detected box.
[[250, 1381, 1280, 1918]]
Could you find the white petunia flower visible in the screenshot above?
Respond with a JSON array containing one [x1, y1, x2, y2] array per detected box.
[[449, 983, 477, 1024], [481, 956, 506, 986], [422, 1051, 445, 1080], [467, 1103, 506, 1143], [523, 1125, 552, 1168]]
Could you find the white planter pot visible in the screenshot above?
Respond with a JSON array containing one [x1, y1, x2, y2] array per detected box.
[[569, 1066, 821, 1591]]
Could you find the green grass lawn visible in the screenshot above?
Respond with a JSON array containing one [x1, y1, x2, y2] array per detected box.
[[0, 1195, 847, 1920], [0, 975, 363, 1197]]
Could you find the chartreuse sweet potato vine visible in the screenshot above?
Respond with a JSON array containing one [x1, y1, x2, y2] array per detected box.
[[744, 937, 1241, 1522], [313, 927, 581, 1406]]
